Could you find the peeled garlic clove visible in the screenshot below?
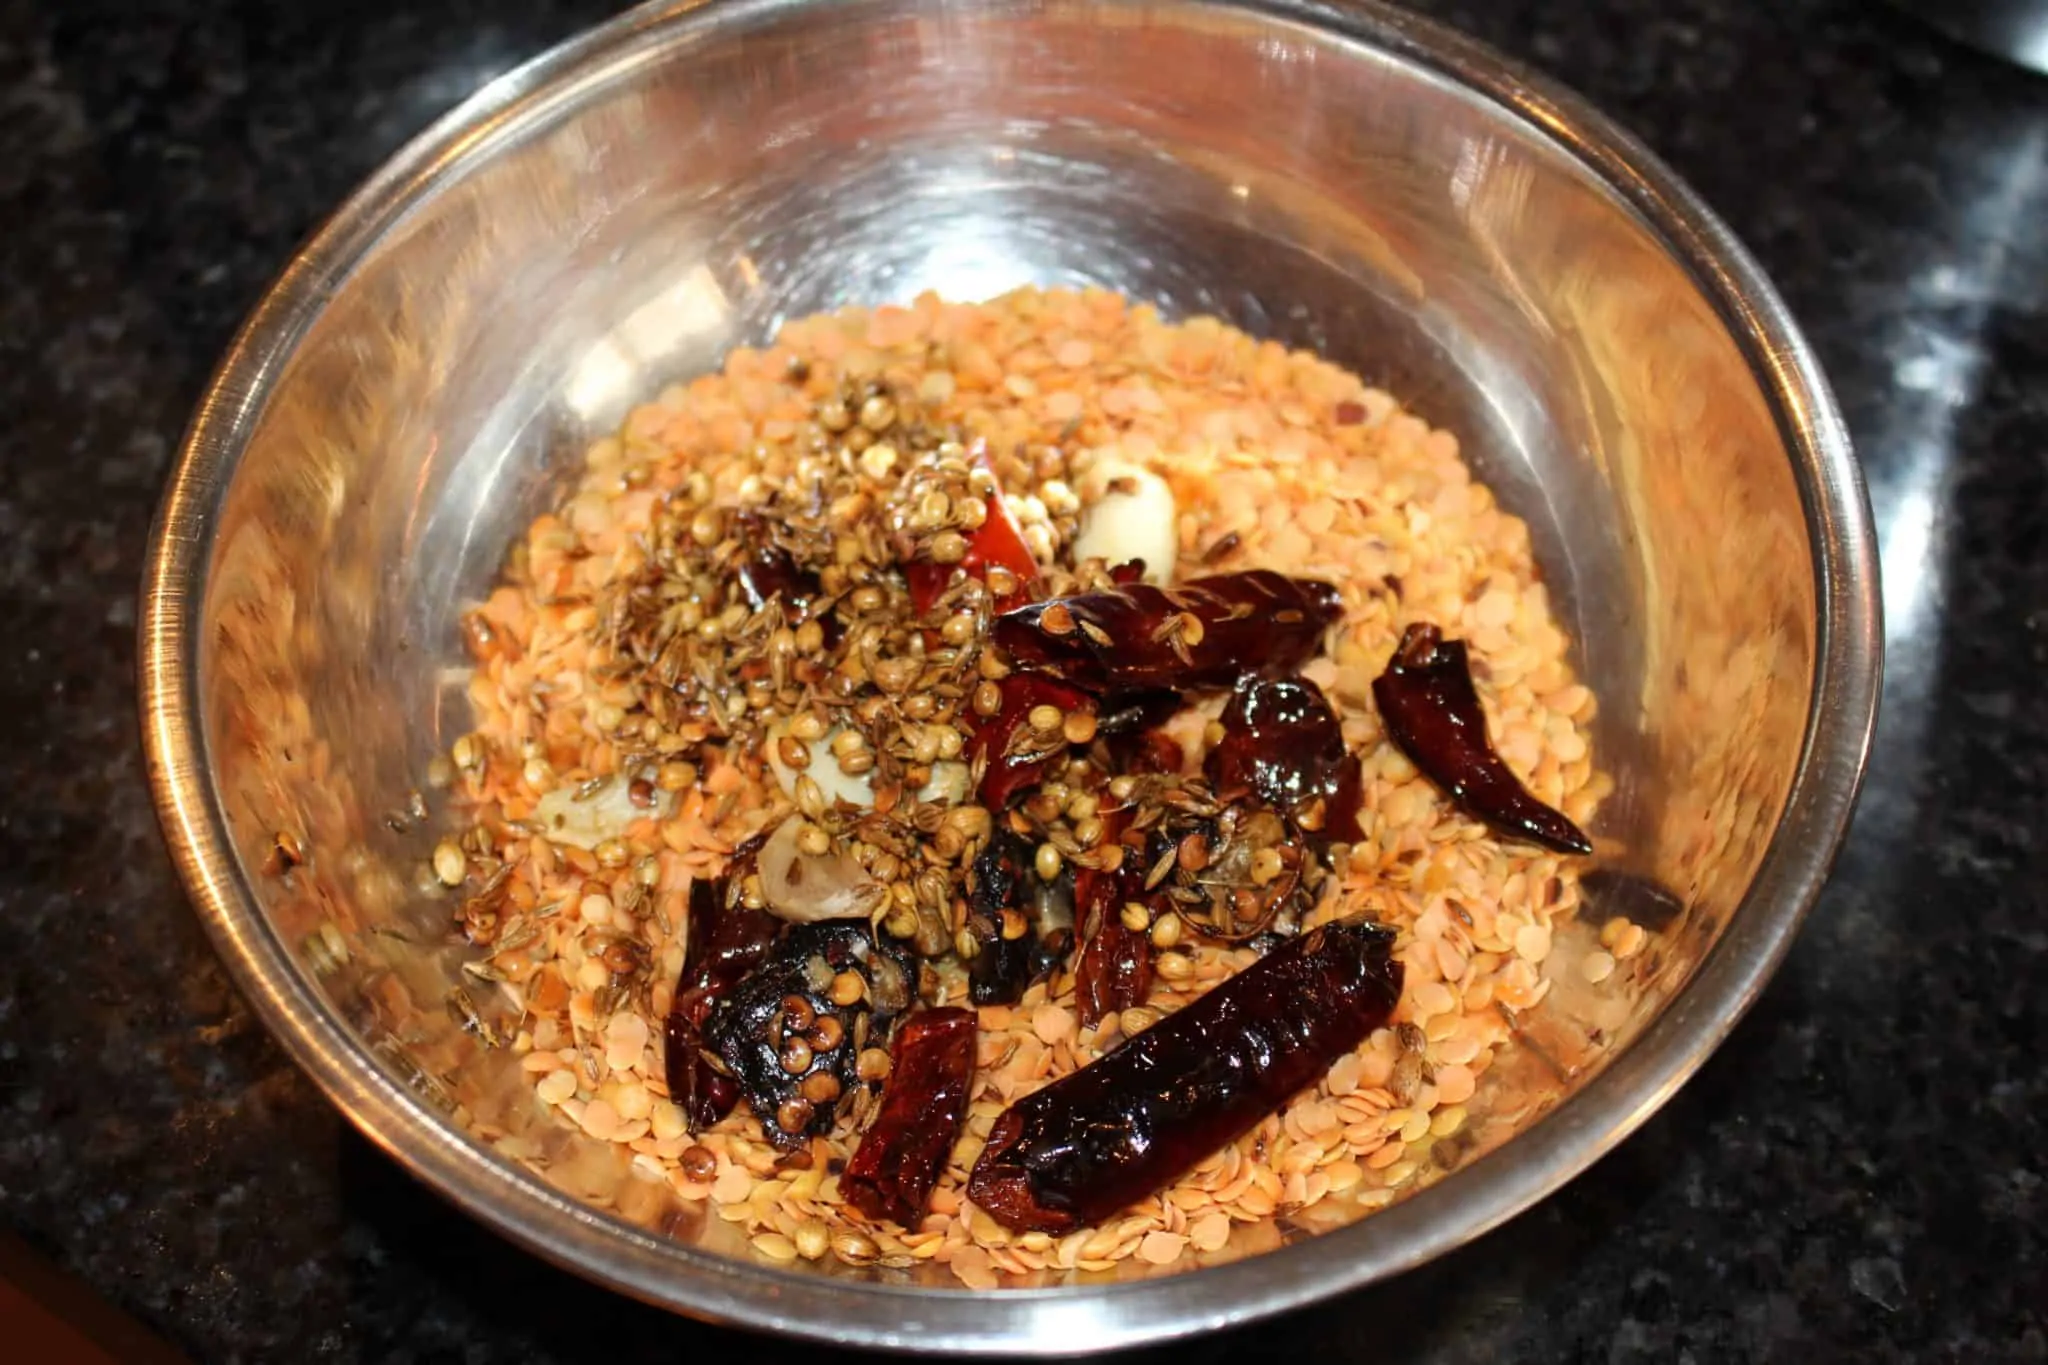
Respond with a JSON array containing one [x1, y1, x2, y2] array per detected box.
[[918, 761, 972, 805], [766, 721, 876, 809], [1072, 457, 1177, 584], [755, 817, 883, 923], [766, 723, 970, 809], [533, 776, 669, 850]]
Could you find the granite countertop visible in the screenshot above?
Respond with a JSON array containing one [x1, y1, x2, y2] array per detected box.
[[2, 0, 2042, 1359]]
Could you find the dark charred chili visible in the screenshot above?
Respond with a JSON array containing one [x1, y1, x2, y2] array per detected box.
[[905, 447, 1040, 618], [969, 671, 1097, 810], [841, 1007, 978, 1225], [965, 829, 1074, 1007], [662, 842, 779, 1130], [969, 916, 1403, 1232], [991, 570, 1343, 692], [1372, 623, 1592, 855], [700, 923, 918, 1148]]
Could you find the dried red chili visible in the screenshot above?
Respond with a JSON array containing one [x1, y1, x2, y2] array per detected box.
[[1371, 623, 1591, 855], [1207, 675, 1352, 822], [904, 448, 1040, 617], [967, 671, 1096, 810], [1074, 909, 1153, 1029], [1071, 811, 1155, 1028], [969, 916, 1403, 1232], [1324, 751, 1365, 843], [1116, 728, 1186, 778], [991, 570, 1343, 692], [841, 1007, 978, 1225]]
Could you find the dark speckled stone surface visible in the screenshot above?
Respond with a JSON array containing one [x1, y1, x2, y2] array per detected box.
[[1, 0, 2043, 1360]]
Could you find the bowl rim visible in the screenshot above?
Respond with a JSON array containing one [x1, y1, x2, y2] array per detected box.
[[139, 0, 1881, 1352]]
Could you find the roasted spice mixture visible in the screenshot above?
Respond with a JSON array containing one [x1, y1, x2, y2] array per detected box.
[[437, 288, 1624, 1286]]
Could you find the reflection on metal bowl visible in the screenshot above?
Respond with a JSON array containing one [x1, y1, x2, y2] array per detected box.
[[1890, 0, 2048, 74]]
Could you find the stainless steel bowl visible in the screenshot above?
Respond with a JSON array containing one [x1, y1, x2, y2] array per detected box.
[[140, 0, 1881, 1351]]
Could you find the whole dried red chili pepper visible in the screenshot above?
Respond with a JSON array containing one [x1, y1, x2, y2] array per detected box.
[[662, 845, 780, 1130], [969, 916, 1402, 1232], [1207, 675, 1351, 821], [1071, 811, 1155, 1028], [1372, 623, 1592, 855], [991, 570, 1343, 691], [904, 448, 1040, 618], [968, 671, 1096, 810], [1206, 673, 1365, 842], [841, 1007, 978, 1225]]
